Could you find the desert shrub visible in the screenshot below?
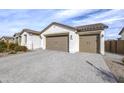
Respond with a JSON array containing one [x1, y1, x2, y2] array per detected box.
[[14, 46, 27, 52], [8, 50, 17, 54], [0, 41, 28, 53], [8, 43, 18, 50], [118, 76, 124, 83], [0, 41, 7, 52]]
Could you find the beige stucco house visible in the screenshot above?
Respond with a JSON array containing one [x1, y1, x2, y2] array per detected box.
[[0, 36, 14, 43], [119, 27, 124, 40], [40, 22, 108, 55], [12, 22, 108, 55]]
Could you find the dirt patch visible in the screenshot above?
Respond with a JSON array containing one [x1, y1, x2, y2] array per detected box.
[[104, 58, 124, 83], [0, 52, 26, 58], [0, 53, 8, 57]]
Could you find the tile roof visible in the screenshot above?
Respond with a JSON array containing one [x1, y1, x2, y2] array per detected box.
[[75, 23, 108, 31], [20, 29, 40, 35]]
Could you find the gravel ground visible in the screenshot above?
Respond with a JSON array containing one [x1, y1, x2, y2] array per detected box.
[[104, 53, 124, 82], [0, 50, 116, 83]]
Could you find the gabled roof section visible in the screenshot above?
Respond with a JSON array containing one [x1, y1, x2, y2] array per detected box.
[[13, 32, 20, 37], [119, 27, 124, 35], [40, 22, 76, 34], [0, 36, 14, 40], [20, 29, 40, 35], [40, 22, 108, 34], [75, 23, 108, 32]]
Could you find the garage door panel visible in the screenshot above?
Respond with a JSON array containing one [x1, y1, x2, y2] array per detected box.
[[46, 35, 68, 52], [79, 35, 98, 53]]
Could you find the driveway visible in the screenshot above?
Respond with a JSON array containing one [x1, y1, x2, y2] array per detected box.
[[0, 49, 116, 83]]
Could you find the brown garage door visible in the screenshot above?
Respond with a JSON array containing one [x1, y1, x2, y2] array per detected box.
[[79, 35, 99, 53], [46, 35, 69, 52]]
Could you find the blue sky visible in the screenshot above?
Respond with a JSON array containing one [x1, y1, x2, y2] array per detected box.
[[0, 9, 124, 39]]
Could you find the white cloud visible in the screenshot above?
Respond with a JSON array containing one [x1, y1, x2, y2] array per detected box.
[[52, 9, 98, 22], [71, 9, 124, 25]]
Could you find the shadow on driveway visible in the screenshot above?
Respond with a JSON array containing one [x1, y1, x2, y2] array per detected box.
[[86, 61, 117, 83]]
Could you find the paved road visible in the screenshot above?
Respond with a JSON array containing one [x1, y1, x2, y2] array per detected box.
[[0, 50, 116, 83]]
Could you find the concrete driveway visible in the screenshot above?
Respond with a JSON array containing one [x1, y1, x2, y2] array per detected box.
[[0, 49, 116, 83]]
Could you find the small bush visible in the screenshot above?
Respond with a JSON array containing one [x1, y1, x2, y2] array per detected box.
[[8, 43, 18, 50], [0, 41, 28, 53], [118, 76, 124, 83], [15, 46, 27, 52], [8, 50, 17, 54], [0, 41, 7, 52]]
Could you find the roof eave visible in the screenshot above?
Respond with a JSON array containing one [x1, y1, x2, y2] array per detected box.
[[40, 22, 76, 34]]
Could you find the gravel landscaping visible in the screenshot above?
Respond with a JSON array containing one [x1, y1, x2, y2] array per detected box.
[[0, 50, 116, 83], [104, 53, 124, 83]]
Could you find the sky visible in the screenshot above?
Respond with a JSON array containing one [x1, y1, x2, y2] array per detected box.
[[0, 9, 124, 40]]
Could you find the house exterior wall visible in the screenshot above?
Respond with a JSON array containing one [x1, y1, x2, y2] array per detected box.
[[21, 32, 42, 50], [14, 35, 21, 45], [21, 32, 31, 49], [120, 32, 124, 40], [100, 31, 105, 55], [31, 34, 42, 49], [41, 25, 78, 53]]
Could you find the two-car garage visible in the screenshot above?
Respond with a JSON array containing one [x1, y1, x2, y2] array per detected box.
[[41, 22, 107, 55], [46, 34, 100, 53]]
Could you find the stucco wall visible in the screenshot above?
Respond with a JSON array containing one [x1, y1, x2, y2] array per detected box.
[[100, 31, 105, 55], [21, 32, 42, 50], [31, 35, 42, 49], [69, 32, 79, 53], [121, 32, 124, 40], [21, 32, 31, 49]]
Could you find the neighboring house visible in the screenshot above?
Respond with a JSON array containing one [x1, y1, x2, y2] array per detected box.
[[0, 36, 14, 43], [13, 32, 21, 45], [19, 29, 42, 50], [40, 22, 108, 55], [119, 27, 124, 40]]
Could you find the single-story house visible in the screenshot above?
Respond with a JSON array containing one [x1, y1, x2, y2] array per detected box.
[[14, 29, 42, 50], [0, 36, 14, 43], [40, 22, 108, 55], [119, 27, 124, 40]]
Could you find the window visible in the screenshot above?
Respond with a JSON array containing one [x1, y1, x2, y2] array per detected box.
[[24, 34, 27, 44], [19, 36, 21, 45], [16, 37, 18, 44]]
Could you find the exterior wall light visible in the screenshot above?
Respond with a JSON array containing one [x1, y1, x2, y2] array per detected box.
[[101, 34, 104, 37], [70, 35, 73, 40]]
